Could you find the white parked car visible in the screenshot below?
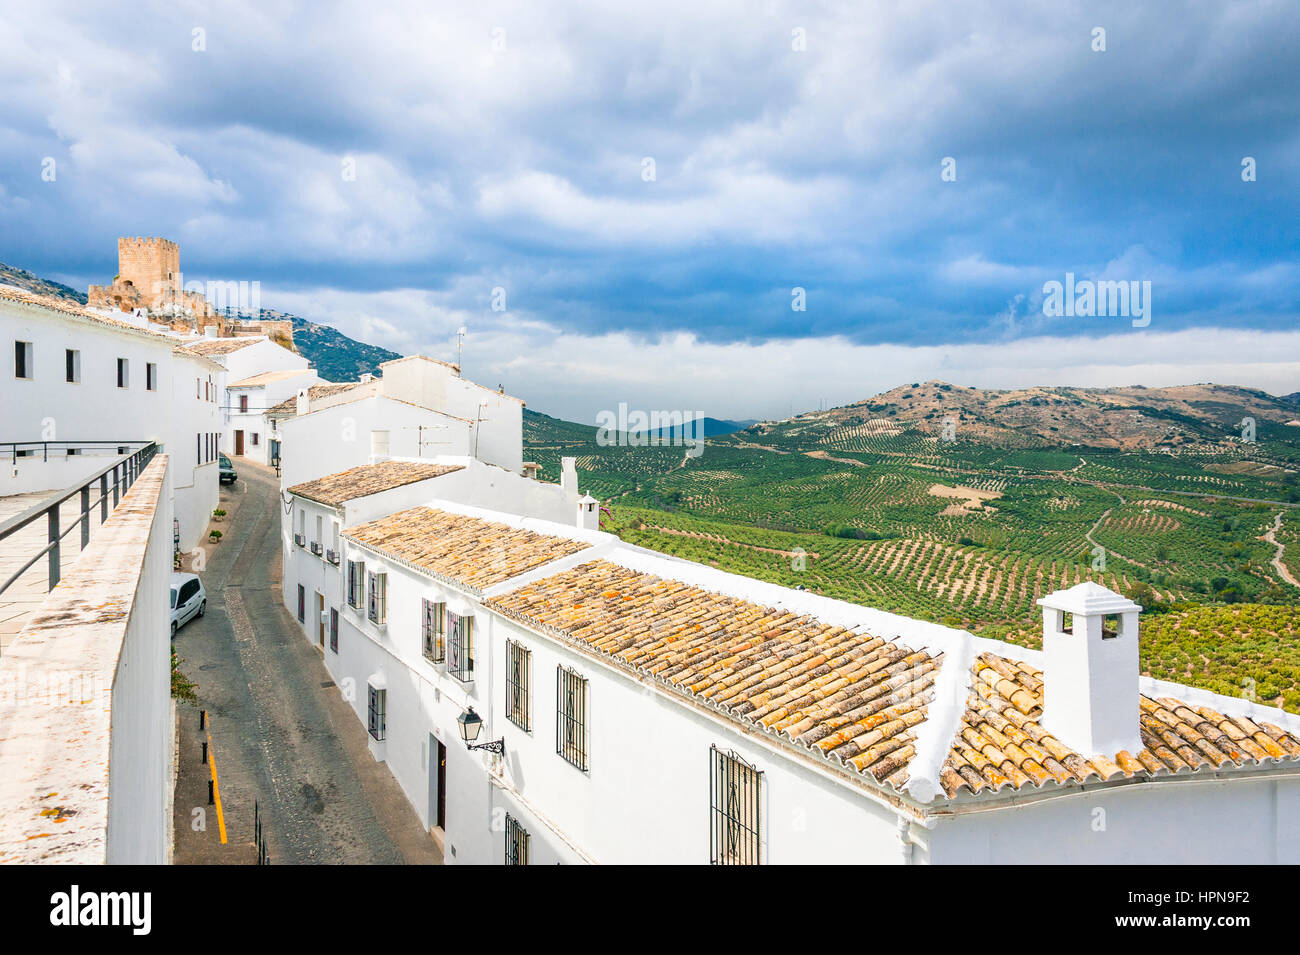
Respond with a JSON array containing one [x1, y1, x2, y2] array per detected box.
[[170, 572, 206, 637]]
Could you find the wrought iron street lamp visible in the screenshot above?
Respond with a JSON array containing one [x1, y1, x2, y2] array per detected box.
[[457, 706, 505, 754]]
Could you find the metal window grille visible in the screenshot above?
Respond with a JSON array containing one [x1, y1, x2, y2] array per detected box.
[[296, 584, 305, 623], [422, 599, 446, 663], [506, 640, 531, 731], [329, 608, 339, 653], [709, 746, 763, 865], [347, 560, 365, 609], [367, 686, 386, 741], [447, 612, 473, 681], [556, 666, 588, 771], [504, 813, 530, 865], [367, 571, 386, 624]]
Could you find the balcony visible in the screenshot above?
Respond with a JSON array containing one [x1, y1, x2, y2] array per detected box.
[[310, 541, 323, 557], [0, 455, 172, 863], [294, 532, 306, 548], [325, 548, 341, 565]]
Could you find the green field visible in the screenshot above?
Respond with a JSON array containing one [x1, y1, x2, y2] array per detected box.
[[523, 405, 1300, 708]]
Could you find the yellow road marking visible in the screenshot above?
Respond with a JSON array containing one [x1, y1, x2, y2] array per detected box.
[[205, 729, 228, 845]]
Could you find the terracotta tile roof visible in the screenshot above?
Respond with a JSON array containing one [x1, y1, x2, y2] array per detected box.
[[0, 286, 196, 354], [344, 507, 591, 591], [941, 653, 1300, 798], [289, 461, 463, 507], [266, 382, 364, 416], [184, 336, 265, 356], [487, 559, 940, 787], [227, 368, 314, 388]]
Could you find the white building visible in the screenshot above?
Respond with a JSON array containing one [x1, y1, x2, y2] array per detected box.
[[280, 461, 1300, 864], [182, 333, 315, 462], [274, 355, 524, 490], [1, 287, 222, 551], [226, 368, 318, 464]]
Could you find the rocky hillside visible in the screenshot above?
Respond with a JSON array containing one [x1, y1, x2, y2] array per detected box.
[[744, 380, 1300, 451], [0, 263, 87, 303]]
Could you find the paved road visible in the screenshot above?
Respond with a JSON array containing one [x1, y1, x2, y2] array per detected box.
[[172, 458, 441, 865]]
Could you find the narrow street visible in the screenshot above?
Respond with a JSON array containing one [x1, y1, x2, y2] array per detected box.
[[171, 458, 442, 865]]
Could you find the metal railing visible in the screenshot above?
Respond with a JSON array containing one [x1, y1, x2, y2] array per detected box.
[[0, 442, 157, 605], [2, 440, 141, 464]]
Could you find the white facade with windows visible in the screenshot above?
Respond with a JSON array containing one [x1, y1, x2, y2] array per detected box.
[[283, 483, 1300, 865], [1, 290, 222, 550], [181, 334, 313, 462]]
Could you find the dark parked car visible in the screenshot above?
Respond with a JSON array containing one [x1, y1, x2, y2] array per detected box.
[[219, 453, 238, 484]]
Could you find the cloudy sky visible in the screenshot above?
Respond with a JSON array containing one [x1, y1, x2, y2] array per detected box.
[[2, 1, 1298, 420]]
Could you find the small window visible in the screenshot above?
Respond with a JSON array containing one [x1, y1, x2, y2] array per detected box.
[[447, 611, 473, 681], [367, 571, 387, 625], [251, 432, 259, 446], [146, 362, 158, 391], [504, 814, 530, 865], [1058, 610, 1074, 634], [14, 341, 32, 379], [347, 560, 366, 609], [710, 746, 763, 865], [297, 584, 306, 623], [556, 666, 588, 771], [368, 685, 386, 741], [506, 640, 531, 731], [116, 357, 129, 388], [422, 599, 446, 663], [65, 349, 80, 383], [1102, 614, 1122, 639], [239, 394, 249, 413], [329, 608, 339, 653]]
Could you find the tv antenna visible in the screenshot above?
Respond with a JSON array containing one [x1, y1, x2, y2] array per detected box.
[[457, 326, 468, 372]]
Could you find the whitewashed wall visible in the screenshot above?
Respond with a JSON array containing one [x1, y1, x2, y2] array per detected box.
[[929, 775, 1300, 864]]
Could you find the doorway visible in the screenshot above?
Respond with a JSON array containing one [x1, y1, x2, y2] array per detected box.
[[429, 735, 447, 835], [234, 430, 245, 456], [316, 593, 325, 647]]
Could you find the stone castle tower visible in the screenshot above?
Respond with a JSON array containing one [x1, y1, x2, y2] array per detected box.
[[88, 236, 216, 322]]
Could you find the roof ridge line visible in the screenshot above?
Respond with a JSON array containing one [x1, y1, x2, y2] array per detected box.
[[904, 632, 973, 803]]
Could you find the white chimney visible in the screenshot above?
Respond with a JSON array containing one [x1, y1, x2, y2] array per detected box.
[[1037, 582, 1144, 756], [204, 326, 219, 339], [576, 493, 600, 531], [560, 456, 578, 496], [359, 373, 374, 384], [370, 429, 391, 464], [295, 387, 310, 416]]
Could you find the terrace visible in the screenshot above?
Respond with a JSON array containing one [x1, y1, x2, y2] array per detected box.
[[0, 450, 172, 863]]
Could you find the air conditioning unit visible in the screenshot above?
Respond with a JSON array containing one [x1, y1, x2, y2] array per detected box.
[[294, 533, 306, 547], [326, 549, 341, 565], [310, 541, 323, 556]]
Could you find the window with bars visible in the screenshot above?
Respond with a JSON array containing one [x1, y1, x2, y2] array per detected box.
[[506, 640, 531, 731], [504, 813, 530, 865], [709, 746, 763, 865], [347, 560, 365, 609], [446, 611, 474, 681], [367, 571, 387, 625], [556, 666, 588, 771], [367, 685, 386, 741], [422, 599, 446, 663], [296, 584, 305, 624], [329, 608, 339, 653]]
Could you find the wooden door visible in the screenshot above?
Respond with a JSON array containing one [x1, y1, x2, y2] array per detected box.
[[234, 430, 244, 455]]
